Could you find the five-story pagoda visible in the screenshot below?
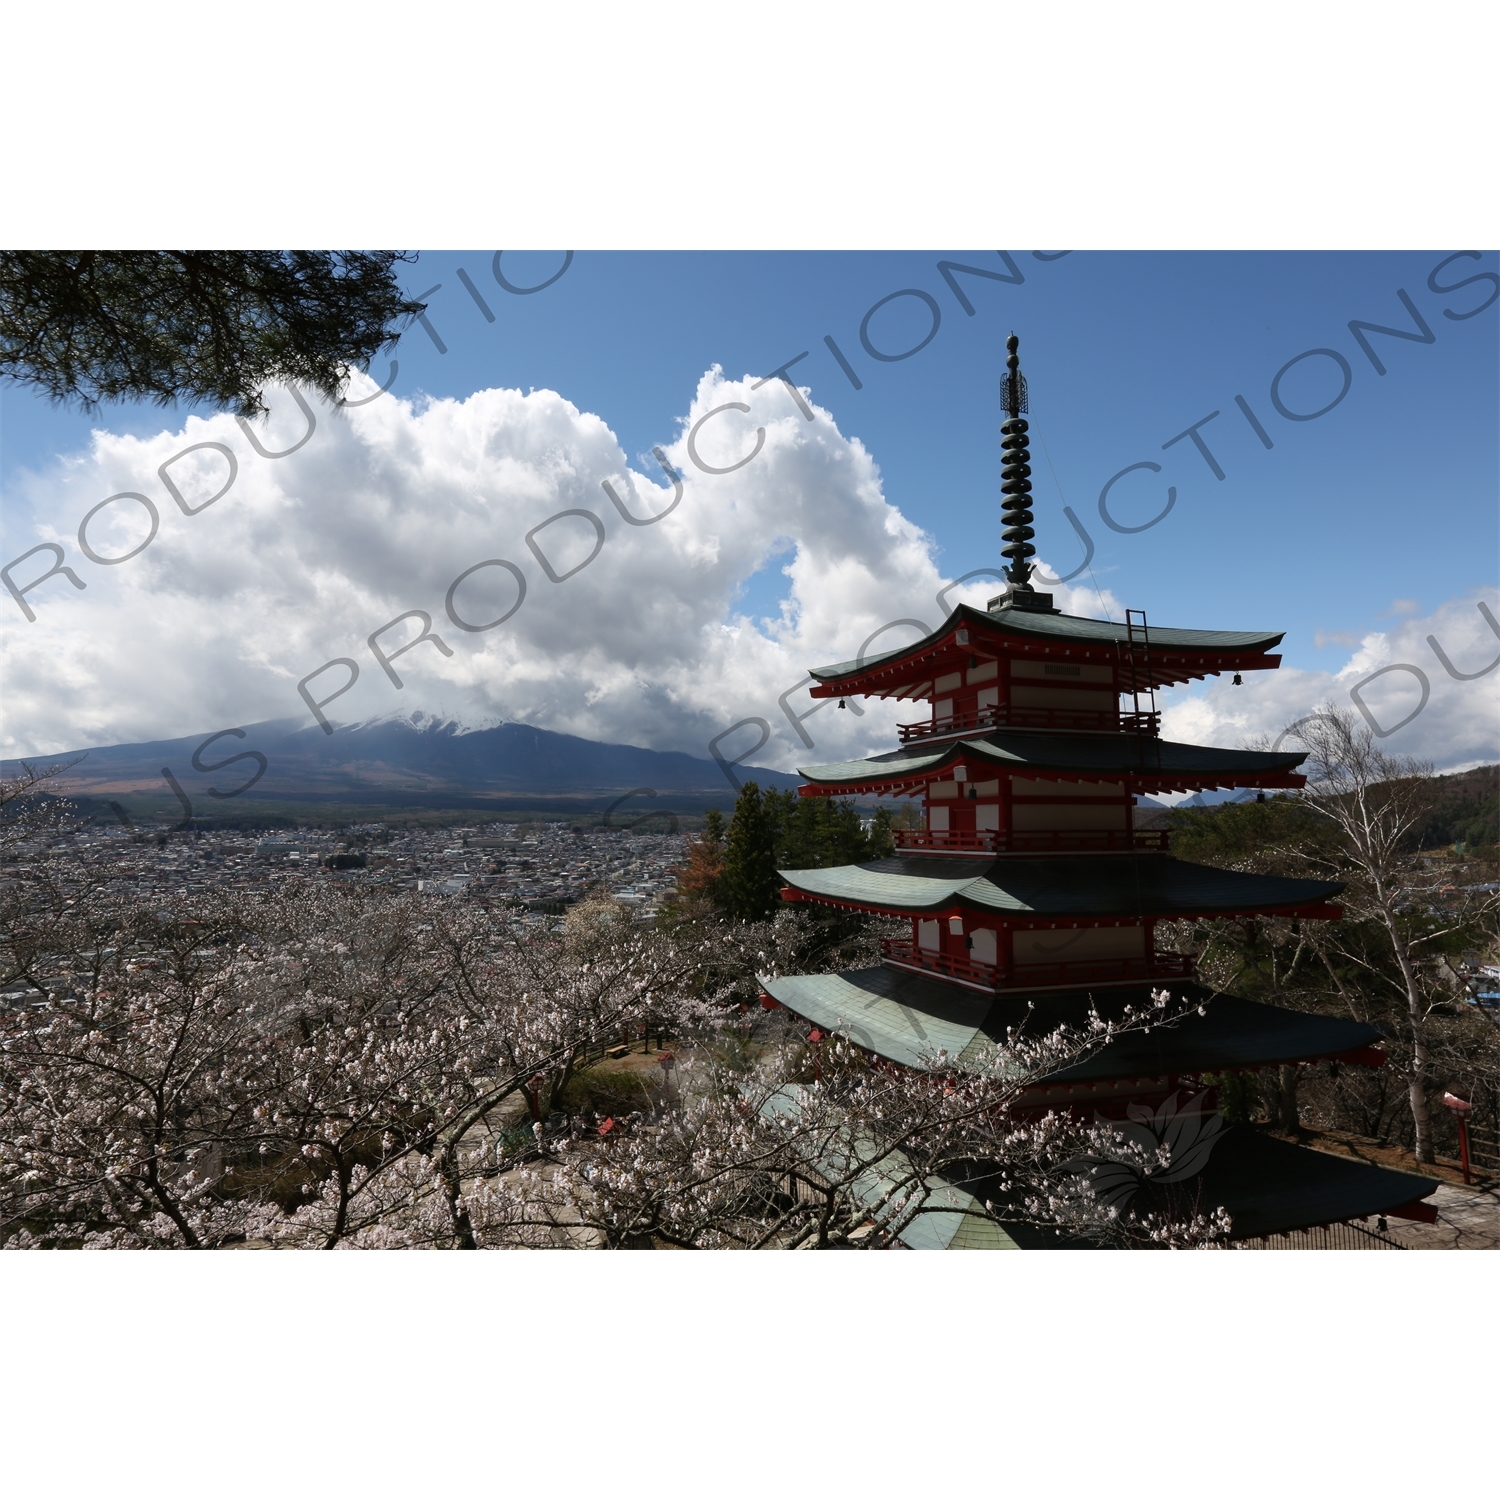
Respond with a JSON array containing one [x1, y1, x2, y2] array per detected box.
[[760, 335, 1439, 1245]]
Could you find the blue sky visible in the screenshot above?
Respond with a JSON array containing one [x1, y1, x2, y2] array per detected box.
[[6, 249, 1494, 660], [2, 250, 1496, 770]]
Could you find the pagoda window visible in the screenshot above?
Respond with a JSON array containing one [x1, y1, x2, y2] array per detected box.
[[967, 661, 998, 685], [977, 685, 999, 710], [976, 803, 1000, 831], [928, 806, 950, 831], [918, 919, 941, 951], [970, 928, 998, 966], [934, 698, 953, 721], [973, 779, 1000, 798], [934, 671, 963, 693], [930, 781, 959, 798], [1013, 926, 1144, 966]]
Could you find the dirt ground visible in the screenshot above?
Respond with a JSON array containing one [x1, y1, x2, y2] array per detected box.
[[1264, 1124, 1499, 1249], [1281, 1123, 1495, 1187]]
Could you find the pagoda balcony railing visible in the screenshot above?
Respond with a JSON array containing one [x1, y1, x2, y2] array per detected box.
[[897, 704, 1160, 743], [880, 939, 999, 988], [880, 939, 1195, 991], [892, 828, 1170, 855]]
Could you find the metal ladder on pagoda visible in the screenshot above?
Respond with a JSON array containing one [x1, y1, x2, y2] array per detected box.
[[1120, 609, 1162, 770]]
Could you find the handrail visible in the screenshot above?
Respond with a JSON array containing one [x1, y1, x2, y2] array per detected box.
[[880, 938, 1195, 990], [881, 938, 997, 987], [897, 704, 1160, 742], [892, 828, 1170, 854]]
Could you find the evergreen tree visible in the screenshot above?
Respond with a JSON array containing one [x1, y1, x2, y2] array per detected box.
[[713, 786, 897, 919], [719, 782, 783, 920], [866, 805, 896, 858], [779, 794, 894, 868], [0, 251, 427, 417]]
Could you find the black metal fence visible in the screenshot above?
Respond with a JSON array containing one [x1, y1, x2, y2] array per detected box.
[[1232, 1219, 1406, 1250]]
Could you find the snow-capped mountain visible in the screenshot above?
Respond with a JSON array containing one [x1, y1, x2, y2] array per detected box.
[[8, 712, 802, 811]]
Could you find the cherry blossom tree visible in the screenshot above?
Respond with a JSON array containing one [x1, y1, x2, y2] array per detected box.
[[3, 769, 1224, 1250], [463, 987, 1223, 1250], [1289, 708, 1500, 1163]]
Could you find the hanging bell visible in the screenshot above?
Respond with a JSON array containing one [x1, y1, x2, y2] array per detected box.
[[838, 698, 847, 710], [1232, 673, 1243, 686]]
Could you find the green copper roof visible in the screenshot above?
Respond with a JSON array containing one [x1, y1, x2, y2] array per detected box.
[[759, 965, 998, 1069], [810, 604, 1285, 684], [759, 969, 1381, 1078], [759, 1086, 1021, 1249], [799, 732, 1308, 786], [779, 853, 1343, 918], [752, 1023, 1432, 1246]]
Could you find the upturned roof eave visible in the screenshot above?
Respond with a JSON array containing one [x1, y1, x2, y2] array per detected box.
[[796, 733, 1311, 788], [808, 602, 1287, 690], [779, 887, 1347, 922], [777, 854, 1346, 919], [758, 969, 1386, 1083]]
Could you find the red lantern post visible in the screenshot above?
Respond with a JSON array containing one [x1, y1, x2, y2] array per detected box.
[[1442, 1092, 1473, 1185]]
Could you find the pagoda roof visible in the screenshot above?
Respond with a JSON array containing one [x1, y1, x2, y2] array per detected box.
[[952, 1130, 1438, 1245], [809, 602, 1285, 688], [1160, 1128, 1437, 1241], [797, 731, 1309, 792], [758, 1086, 1022, 1249], [778, 853, 1343, 920], [758, 969, 1379, 1077], [757, 1089, 1436, 1246]]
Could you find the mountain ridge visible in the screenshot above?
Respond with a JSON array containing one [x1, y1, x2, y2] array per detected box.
[[3, 715, 805, 813]]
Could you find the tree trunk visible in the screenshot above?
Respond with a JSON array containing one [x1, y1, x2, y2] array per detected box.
[[142, 1160, 202, 1248], [1408, 1026, 1435, 1165], [436, 1147, 478, 1249], [1276, 1064, 1300, 1132], [323, 1159, 353, 1249], [551, 1046, 578, 1107], [1382, 911, 1435, 1163]]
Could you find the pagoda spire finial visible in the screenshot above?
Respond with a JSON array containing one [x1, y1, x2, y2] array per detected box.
[[993, 333, 1056, 613]]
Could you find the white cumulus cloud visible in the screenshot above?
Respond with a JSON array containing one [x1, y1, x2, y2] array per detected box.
[[0, 368, 1106, 773], [1158, 588, 1500, 772], [5, 368, 1490, 783]]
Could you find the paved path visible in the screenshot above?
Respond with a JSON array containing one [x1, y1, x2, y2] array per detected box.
[[1384, 1183, 1499, 1249]]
